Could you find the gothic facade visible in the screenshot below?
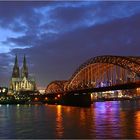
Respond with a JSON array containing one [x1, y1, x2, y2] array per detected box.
[[9, 55, 36, 92]]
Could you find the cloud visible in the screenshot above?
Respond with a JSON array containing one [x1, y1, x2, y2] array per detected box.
[[9, 12, 140, 87], [0, 1, 140, 88], [0, 53, 13, 86]]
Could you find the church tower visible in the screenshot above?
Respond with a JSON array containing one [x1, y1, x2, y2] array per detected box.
[[21, 54, 28, 78], [12, 55, 20, 78]]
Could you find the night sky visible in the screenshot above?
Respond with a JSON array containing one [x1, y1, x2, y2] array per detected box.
[[0, 1, 140, 88]]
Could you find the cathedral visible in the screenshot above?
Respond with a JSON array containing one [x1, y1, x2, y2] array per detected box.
[[9, 55, 36, 93]]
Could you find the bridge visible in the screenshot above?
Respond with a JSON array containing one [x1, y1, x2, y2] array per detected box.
[[45, 55, 140, 106]]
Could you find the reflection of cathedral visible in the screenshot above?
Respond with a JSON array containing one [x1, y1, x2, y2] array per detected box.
[[9, 55, 36, 92]]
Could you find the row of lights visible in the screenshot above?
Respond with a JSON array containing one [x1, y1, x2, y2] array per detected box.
[[34, 94, 61, 101]]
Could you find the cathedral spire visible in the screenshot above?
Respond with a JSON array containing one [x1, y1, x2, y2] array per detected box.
[[21, 54, 28, 78], [15, 54, 18, 66], [23, 54, 26, 67], [12, 54, 20, 78]]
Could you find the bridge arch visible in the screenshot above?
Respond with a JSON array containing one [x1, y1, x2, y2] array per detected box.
[[45, 80, 68, 94], [65, 55, 140, 91]]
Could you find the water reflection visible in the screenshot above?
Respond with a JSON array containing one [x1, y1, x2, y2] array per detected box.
[[0, 101, 139, 139], [54, 102, 140, 139], [93, 101, 121, 138], [135, 111, 140, 138], [92, 101, 140, 139], [56, 105, 64, 138], [79, 109, 86, 126]]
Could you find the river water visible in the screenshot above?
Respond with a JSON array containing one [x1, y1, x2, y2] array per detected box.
[[0, 100, 140, 139]]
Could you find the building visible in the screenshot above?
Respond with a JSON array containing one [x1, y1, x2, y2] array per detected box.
[[0, 87, 8, 95], [9, 55, 36, 93]]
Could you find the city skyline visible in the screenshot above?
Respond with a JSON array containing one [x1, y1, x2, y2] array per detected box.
[[0, 1, 140, 88]]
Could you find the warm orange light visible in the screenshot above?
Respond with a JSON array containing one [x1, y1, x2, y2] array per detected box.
[[45, 97, 48, 100], [57, 105, 62, 109], [56, 105, 63, 138], [135, 111, 140, 138], [57, 94, 61, 98], [55, 97, 57, 100], [34, 97, 38, 101], [91, 93, 94, 101]]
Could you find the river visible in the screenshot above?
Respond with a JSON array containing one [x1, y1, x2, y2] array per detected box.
[[0, 100, 140, 139]]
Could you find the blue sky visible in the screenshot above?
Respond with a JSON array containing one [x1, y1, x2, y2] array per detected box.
[[0, 1, 140, 88]]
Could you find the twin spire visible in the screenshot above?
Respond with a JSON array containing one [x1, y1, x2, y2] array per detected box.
[[12, 54, 28, 78]]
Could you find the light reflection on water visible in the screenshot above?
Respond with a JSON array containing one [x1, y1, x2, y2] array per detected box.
[[56, 105, 64, 138], [0, 101, 139, 139], [93, 101, 121, 138], [135, 111, 140, 138]]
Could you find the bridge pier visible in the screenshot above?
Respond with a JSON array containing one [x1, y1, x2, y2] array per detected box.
[[58, 93, 91, 107], [44, 93, 91, 107]]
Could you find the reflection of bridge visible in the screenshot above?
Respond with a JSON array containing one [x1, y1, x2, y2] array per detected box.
[[45, 55, 140, 106]]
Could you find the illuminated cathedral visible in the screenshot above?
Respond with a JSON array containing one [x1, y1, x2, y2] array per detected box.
[[9, 55, 36, 93]]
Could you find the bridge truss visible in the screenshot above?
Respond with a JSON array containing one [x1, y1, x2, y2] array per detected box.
[[46, 55, 140, 94]]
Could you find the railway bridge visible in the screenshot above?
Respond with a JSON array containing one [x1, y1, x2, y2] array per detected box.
[[45, 55, 140, 106]]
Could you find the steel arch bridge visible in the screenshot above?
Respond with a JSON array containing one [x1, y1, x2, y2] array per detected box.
[[46, 55, 140, 94], [45, 80, 68, 94]]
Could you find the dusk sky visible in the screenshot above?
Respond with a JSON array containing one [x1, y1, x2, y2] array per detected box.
[[0, 1, 140, 88]]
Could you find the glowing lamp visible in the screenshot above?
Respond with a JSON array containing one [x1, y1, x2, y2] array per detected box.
[[57, 94, 60, 98], [34, 97, 38, 101]]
